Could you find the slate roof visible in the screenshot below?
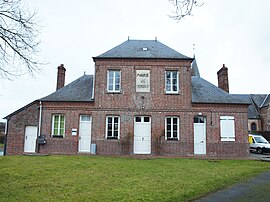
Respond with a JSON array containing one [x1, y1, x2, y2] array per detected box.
[[40, 75, 94, 102], [94, 40, 192, 60], [260, 94, 270, 108], [191, 76, 250, 104], [191, 58, 200, 77], [233, 94, 260, 119], [250, 94, 268, 107]]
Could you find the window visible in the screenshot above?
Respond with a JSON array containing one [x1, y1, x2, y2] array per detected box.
[[220, 116, 235, 141], [52, 115, 65, 137], [251, 123, 257, 131], [166, 71, 179, 93], [107, 70, 121, 92], [165, 117, 179, 140], [106, 116, 120, 139]]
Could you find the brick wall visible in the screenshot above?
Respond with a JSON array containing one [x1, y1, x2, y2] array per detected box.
[[5, 57, 250, 158], [260, 106, 270, 131]]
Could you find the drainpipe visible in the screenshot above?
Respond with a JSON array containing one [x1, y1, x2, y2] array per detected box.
[[37, 101, 42, 153], [38, 101, 42, 137], [3, 119, 8, 156]]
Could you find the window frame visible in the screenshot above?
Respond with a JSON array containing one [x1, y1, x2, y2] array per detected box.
[[107, 70, 121, 93], [165, 116, 180, 140], [52, 114, 65, 137], [220, 116, 235, 141], [105, 116, 120, 140], [165, 70, 179, 94]]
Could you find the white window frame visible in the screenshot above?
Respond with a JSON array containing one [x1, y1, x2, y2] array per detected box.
[[165, 71, 179, 94], [107, 70, 121, 93], [106, 116, 120, 139], [220, 116, 235, 141], [165, 117, 180, 140], [52, 114, 65, 137]]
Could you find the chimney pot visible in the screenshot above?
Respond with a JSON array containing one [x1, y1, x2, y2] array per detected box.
[[217, 64, 229, 93], [56, 64, 66, 90]]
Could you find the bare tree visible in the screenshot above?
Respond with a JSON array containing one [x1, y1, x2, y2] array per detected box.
[[0, 0, 41, 79], [169, 0, 204, 21]]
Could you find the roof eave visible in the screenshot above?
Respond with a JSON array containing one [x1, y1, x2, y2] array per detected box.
[[192, 101, 251, 105], [93, 57, 194, 62]]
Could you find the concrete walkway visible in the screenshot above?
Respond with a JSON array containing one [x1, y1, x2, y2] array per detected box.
[[195, 171, 270, 202]]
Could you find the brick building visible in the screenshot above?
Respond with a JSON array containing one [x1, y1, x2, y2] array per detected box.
[[4, 40, 251, 158]]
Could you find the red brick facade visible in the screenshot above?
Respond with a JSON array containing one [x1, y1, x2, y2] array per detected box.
[[5, 57, 250, 158]]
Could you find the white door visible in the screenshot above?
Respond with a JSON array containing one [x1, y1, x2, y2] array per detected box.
[[194, 116, 206, 155], [134, 116, 151, 154], [24, 126, 38, 153], [79, 115, 92, 153]]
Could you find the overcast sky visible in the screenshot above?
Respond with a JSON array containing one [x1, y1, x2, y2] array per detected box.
[[1, 0, 270, 122]]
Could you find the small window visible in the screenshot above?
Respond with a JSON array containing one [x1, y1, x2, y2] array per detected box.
[[106, 116, 120, 139], [135, 117, 141, 123], [52, 115, 65, 137], [166, 71, 179, 93], [194, 116, 205, 123], [144, 117, 150, 122], [80, 115, 91, 122], [165, 117, 179, 140], [220, 116, 235, 141]]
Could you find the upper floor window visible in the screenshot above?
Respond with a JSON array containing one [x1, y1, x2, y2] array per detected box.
[[52, 114, 65, 137], [165, 117, 179, 140], [106, 116, 120, 139], [166, 71, 179, 93], [107, 70, 121, 92]]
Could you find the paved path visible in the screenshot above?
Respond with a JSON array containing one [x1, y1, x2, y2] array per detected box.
[[195, 170, 270, 202], [0, 148, 3, 156]]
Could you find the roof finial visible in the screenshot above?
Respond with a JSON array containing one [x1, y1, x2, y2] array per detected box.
[[128, 36, 130, 41], [155, 36, 157, 41], [193, 43, 195, 58]]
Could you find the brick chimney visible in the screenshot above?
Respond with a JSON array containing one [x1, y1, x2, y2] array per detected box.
[[56, 64, 66, 90], [217, 64, 229, 93]]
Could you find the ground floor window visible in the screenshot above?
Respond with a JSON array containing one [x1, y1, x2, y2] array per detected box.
[[106, 116, 120, 139], [52, 114, 65, 137], [165, 117, 179, 140], [220, 116, 235, 141]]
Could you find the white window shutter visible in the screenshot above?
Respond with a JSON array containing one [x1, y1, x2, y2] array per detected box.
[[220, 116, 235, 141]]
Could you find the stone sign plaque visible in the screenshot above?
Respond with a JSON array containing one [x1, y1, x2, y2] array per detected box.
[[136, 70, 150, 92]]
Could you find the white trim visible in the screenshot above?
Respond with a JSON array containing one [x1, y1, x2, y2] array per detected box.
[[165, 116, 180, 140], [107, 70, 121, 93], [105, 116, 120, 139], [165, 71, 179, 94], [52, 114, 65, 137]]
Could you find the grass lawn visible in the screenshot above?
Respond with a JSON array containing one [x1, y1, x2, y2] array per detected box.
[[0, 156, 269, 201]]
